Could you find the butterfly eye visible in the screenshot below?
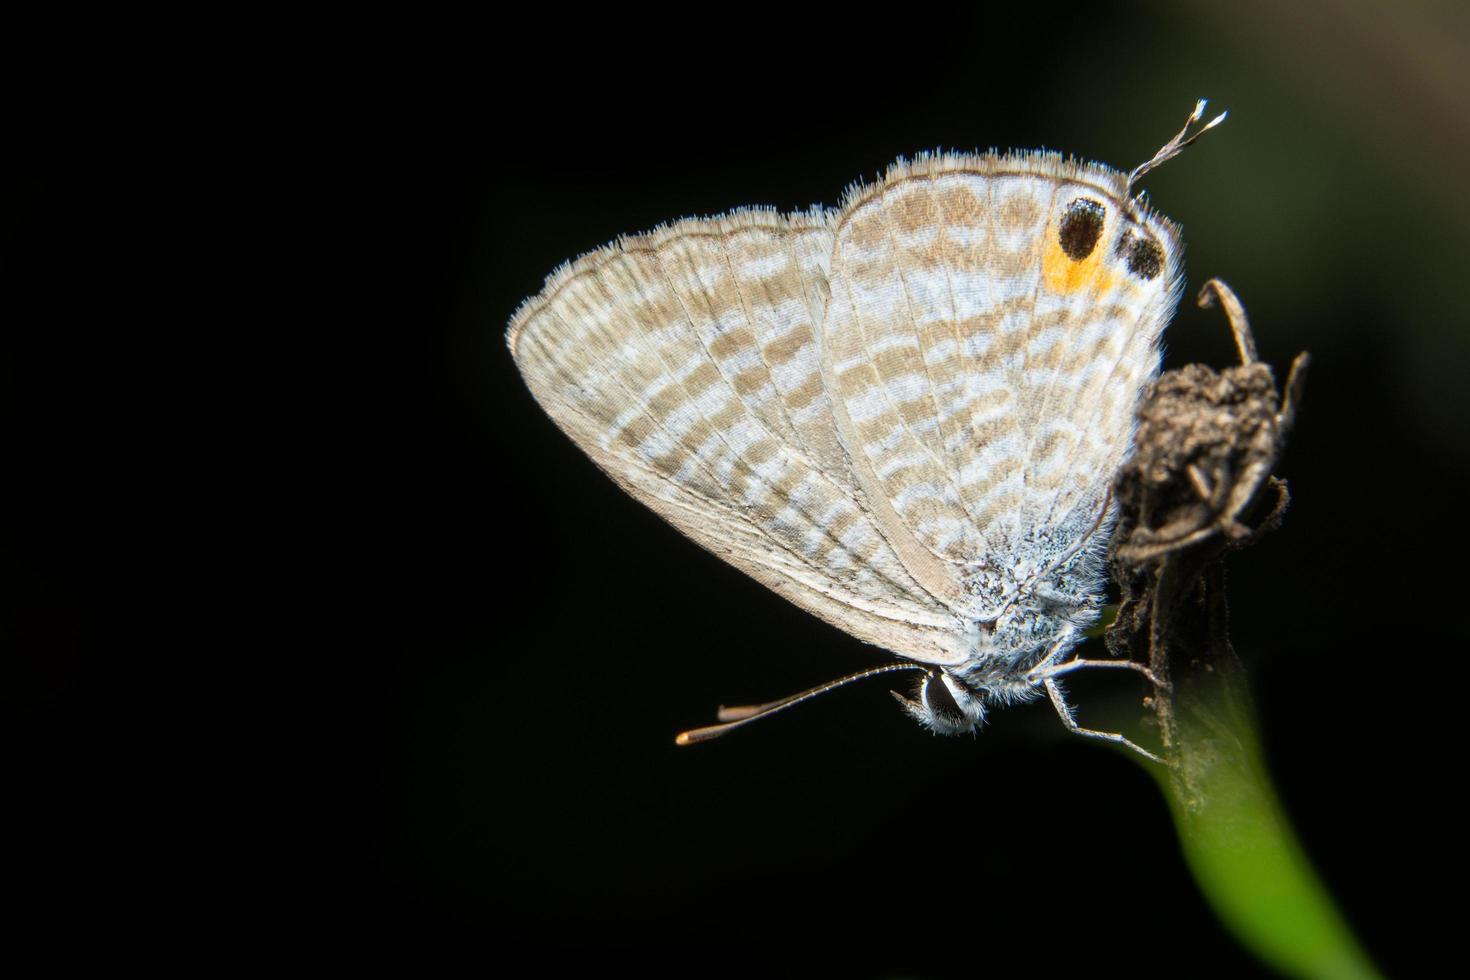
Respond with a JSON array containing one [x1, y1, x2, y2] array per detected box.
[[921, 671, 967, 726], [1058, 198, 1106, 260]]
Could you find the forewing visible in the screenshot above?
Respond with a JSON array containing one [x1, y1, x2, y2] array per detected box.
[[508, 209, 969, 666]]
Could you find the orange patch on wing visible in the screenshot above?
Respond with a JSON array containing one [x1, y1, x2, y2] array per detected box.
[[1042, 235, 1120, 296]]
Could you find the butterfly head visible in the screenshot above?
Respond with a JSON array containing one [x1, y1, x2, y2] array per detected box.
[[893, 669, 987, 736]]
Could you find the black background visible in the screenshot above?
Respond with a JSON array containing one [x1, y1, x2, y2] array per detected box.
[[4, 3, 1463, 975]]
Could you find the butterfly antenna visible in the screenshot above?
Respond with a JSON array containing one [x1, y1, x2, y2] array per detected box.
[[674, 663, 927, 745], [1126, 98, 1228, 197]]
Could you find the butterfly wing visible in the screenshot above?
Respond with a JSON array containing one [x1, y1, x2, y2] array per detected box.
[[823, 153, 1183, 573], [508, 209, 970, 666]]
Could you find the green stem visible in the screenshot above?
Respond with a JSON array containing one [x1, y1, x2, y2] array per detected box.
[[1104, 282, 1373, 976], [1144, 689, 1380, 980]]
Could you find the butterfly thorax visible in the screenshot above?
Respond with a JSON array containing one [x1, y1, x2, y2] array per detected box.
[[902, 588, 1098, 736], [966, 519, 1108, 638], [900, 532, 1107, 731]]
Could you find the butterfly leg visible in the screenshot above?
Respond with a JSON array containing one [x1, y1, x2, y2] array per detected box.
[[1028, 655, 1168, 690], [1044, 677, 1164, 764]]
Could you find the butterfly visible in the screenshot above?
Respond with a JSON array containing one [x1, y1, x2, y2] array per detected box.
[[507, 102, 1226, 760]]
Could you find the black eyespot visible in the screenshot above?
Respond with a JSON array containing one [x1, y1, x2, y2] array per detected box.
[[1117, 232, 1164, 280], [921, 672, 965, 724], [1058, 198, 1106, 261]]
